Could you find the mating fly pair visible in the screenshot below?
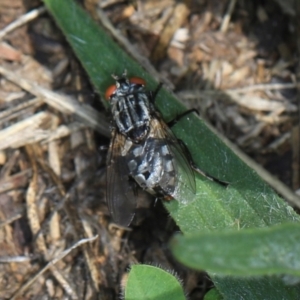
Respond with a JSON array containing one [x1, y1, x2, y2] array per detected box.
[[105, 71, 201, 226]]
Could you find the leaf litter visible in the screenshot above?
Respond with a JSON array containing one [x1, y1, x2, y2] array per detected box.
[[0, 0, 299, 299]]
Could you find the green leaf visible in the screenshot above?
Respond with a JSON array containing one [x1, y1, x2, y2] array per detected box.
[[171, 222, 300, 276], [204, 288, 223, 300], [213, 276, 300, 300], [43, 0, 300, 299], [125, 265, 186, 300]]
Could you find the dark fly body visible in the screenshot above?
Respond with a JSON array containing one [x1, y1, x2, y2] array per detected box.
[[105, 71, 196, 226]]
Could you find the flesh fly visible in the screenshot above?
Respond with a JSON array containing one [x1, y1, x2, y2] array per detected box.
[[105, 71, 196, 226]]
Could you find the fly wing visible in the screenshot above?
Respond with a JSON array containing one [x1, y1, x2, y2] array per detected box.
[[150, 117, 196, 198], [106, 129, 137, 226]]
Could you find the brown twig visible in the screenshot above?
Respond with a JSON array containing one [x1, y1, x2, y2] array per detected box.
[[0, 65, 110, 137], [10, 236, 98, 300], [0, 6, 47, 40]]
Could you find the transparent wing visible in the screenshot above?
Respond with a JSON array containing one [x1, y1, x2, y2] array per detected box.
[[106, 129, 137, 226], [150, 117, 196, 198], [170, 139, 196, 194]]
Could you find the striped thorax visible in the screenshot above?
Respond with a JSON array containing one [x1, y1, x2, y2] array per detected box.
[[106, 75, 153, 142]]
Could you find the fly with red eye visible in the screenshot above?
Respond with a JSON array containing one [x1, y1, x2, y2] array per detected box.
[[105, 73, 153, 142], [105, 71, 228, 226], [105, 70, 197, 226]]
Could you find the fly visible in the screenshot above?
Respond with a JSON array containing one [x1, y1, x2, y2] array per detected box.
[[105, 71, 199, 226]]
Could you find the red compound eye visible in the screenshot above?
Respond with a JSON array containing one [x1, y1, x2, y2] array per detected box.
[[105, 84, 117, 100], [129, 77, 146, 86]]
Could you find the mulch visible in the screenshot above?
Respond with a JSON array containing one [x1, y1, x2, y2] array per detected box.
[[0, 0, 299, 298]]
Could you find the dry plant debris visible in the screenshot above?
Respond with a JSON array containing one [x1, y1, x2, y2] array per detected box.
[[0, 0, 299, 299]]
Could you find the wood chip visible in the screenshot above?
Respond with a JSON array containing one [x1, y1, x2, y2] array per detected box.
[[151, 3, 189, 62], [0, 111, 58, 150]]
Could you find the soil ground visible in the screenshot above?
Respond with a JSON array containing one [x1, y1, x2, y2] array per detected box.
[[0, 0, 299, 299]]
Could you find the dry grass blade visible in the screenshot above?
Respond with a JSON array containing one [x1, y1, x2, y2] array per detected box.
[[0, 97, 43, 126], [220, 0, 238, 32], [41, 122, 85, 144], [178, 88, 297, 112], [226, 94, 296, 112], [10, 236, 98, 300], [0, 112, 58, 150], [0, 65, 110, 137], [0, 6, 47, 40], [227, 82, 298, 93], [0, 169, 31, 194], [0, 213, 22, 228], [0, 255, 34, 263]]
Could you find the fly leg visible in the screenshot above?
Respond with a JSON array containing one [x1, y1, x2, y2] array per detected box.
[[163, 105, 227, 185], [192, 163, 228, 186], [177, 139, 228, 186], [148, 82, 163, 102], [149, 83, 198, 124], [167, 109, 199, 127]]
